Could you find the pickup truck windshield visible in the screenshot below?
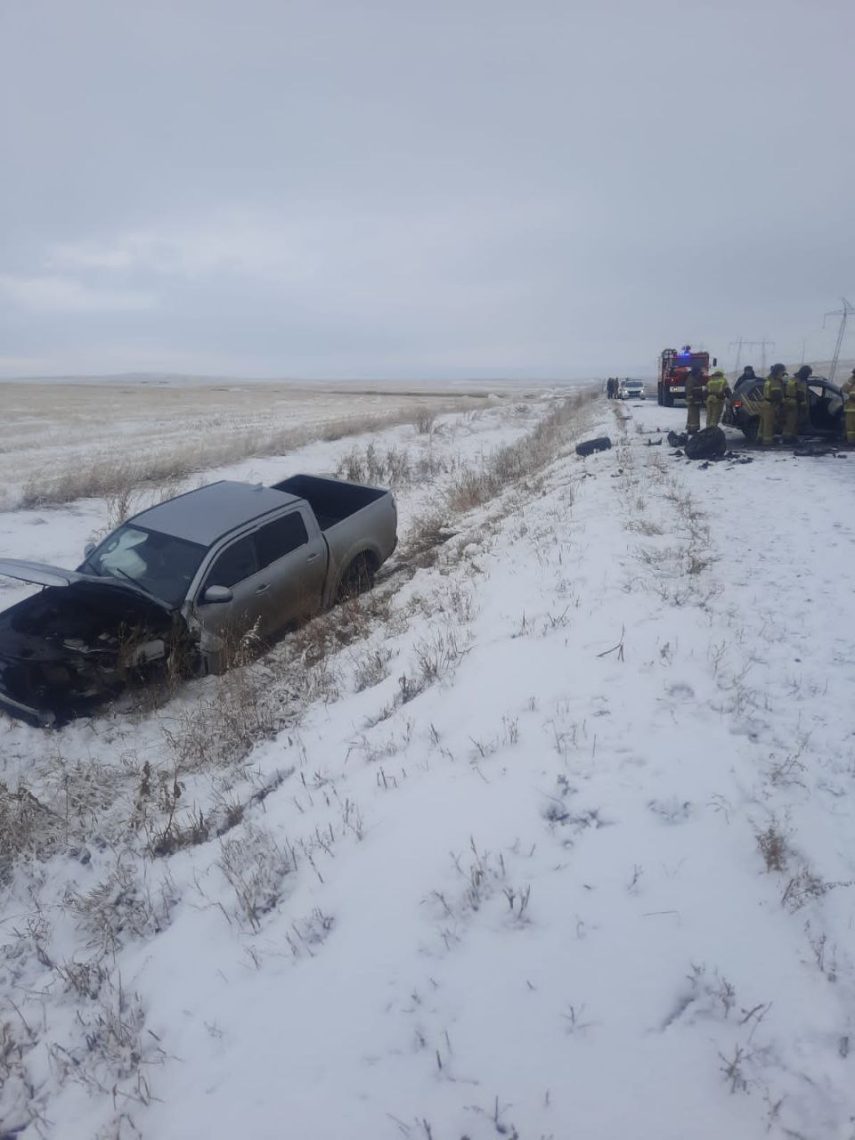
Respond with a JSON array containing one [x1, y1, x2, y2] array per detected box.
[[84, 525, 207, 608]]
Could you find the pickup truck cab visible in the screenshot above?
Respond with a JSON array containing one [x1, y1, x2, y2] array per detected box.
[[0, 474, 396, 724]]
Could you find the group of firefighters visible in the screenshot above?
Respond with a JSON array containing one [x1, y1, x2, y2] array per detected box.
[[684, 363, 855, 447]]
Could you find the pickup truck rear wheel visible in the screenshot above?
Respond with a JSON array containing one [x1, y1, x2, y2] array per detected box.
[[337, 554, 376, 602]]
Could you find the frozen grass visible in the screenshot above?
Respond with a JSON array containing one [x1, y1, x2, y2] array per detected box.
[[446, 388, 593, 513]]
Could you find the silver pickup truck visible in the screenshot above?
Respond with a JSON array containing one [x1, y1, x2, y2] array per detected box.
[[0, 474, 397, 725]]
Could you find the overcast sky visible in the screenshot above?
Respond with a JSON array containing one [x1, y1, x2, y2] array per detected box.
[[1, 0, 853, 380]]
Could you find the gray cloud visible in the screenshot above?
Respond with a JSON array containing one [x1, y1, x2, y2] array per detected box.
[[1, 0, 853, 379]]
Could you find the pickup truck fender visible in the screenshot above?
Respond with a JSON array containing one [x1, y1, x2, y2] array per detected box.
[[325, 541, 384, 604]]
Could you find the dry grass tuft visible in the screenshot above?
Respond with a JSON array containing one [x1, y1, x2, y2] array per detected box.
[[0, 783, 66, 882], [447, 391, 593, 514], [218, 823, 294, 930], [756, 823, 789, 873], [162, 667, 284, 775]]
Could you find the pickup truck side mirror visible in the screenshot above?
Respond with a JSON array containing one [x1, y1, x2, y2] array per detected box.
[[201, 585, 234, 605]]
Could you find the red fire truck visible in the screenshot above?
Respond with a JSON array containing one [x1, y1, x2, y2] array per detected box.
[[657, 346, 717, 406]]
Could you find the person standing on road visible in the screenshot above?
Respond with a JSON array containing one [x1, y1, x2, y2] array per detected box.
[[843, 367, 855, 447], [760, 363, 787, 446], [736, 365, 758, 386], [685, 364, 705, 435], [783, 365, 811, 444], [705, 369, 731, 428]]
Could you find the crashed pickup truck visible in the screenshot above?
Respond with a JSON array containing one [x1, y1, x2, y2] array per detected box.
[[0, 474, 397, 726]]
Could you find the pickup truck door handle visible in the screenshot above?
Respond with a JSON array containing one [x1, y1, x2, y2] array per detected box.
[[255, 583, 270, 594], [306, 553, 320, 562]]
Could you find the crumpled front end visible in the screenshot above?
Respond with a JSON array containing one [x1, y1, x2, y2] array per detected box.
[[0, 583, 186, 726]]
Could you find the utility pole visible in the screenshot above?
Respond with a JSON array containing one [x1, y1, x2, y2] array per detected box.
[[758, 336, 774, 375], [823, 297, 854, 383], [730, 337, 774, 375], [729, 337, 744, 374]]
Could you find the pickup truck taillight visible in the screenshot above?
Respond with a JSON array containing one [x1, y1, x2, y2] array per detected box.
[[732, 399, 742, 409]]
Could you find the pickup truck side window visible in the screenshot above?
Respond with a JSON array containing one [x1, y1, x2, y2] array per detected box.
[[255, 513, 309, 571], [205, 536, 258, 590]]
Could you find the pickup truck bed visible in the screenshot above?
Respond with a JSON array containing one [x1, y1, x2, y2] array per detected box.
[[272, 474, 387, 532]]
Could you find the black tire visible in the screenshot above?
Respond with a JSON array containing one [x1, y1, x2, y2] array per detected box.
[[337, 554, 376, 602], [663, 388, 674, 408], [657, 383, 664, 406], [684, 426, 727, 460], [575, 436, 612, 457]]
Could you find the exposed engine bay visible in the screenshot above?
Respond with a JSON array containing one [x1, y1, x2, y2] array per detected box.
[[0, 581, 191, 725]]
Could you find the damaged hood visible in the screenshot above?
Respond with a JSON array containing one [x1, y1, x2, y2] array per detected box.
[[0, 558, 173, 614], [0, 559, 88, 588], [0, 561, 184, 727]]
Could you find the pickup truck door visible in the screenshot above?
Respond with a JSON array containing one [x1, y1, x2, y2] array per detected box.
[[253, 509, 327, 634], [194, 533, 273, 650]]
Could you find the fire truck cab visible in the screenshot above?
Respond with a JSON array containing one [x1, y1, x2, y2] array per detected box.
[[657, 346, 714, 407]]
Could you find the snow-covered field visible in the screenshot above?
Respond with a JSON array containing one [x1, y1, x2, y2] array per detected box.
[[0, 379, 522, 511], [2, 390, 855, 1139]]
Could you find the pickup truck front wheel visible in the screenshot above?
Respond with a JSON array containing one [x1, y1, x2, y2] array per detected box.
[[337, 554, 377, 602]]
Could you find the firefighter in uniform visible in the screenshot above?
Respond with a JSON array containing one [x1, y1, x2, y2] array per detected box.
[[685, 364, 705, 435], [705, 369, 731, 428], [783, 364, 810, 444], [843, 367, 855, 446], [760, 363, 787, 445]]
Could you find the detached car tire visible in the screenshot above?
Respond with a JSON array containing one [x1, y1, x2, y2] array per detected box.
[[575, 436, 612, 457], [684, 426, 727, 460]]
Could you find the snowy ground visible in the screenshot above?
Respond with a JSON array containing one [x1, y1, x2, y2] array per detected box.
[[2, 392, 855, 1139]]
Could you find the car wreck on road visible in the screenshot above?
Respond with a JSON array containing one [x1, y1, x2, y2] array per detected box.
[[724, 373, 846, 442], [0, 474, 397, 726]]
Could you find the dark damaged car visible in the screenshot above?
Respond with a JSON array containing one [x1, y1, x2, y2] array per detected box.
[[0, 474, 397, 726], [724, 373, 846, 442]]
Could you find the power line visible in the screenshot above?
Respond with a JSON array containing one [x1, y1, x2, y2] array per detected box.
[[729, 337, 774, 375], [823, 297, 854, 383]]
